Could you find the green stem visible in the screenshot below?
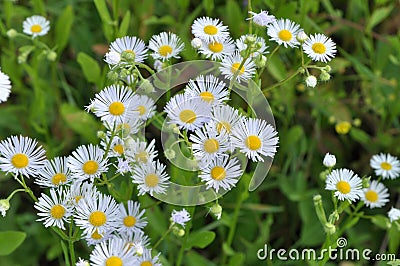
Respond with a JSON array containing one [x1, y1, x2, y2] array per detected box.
[[68, 217, 76, 265], [153, 225, 173, 250], [262, 69, 302, 92], [248, 0, 252, 35], [6, 189, 26, 201]]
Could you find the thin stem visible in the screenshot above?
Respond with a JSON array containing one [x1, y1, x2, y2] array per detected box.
[[262, 69, 302, 92], [6, 189, 26, 201], [248, 0, 252, 35], [68, 216, 76, 265], [153, 225, 173, 250]]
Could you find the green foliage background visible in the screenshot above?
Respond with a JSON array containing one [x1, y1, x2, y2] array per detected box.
[[0, 0, 399, 265]]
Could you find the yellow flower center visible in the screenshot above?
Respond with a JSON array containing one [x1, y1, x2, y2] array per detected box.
[[199, 91, 215, 103], [89, 211, 107, 226], [335, 121, 352, 135], [109, 102, 125, 116], [31, 24, 42, 33], [278, 29, 292, 41], [123, 215, 136, 227], [179, 109, 196, 124], [208, 42, 223, 53], [245, 135, 262, 150], [231, 62, 245, 75], [211, 166, 226, 181], [91, 229, 103, 240], [336, 181, 351, 194], [51, 173, 67, 185], [11, 153, 29, 168], [106, 256, 123, 266], [135, 151, 148, 163], [137, 105, 146, 115], [145, 174, 159, 188], [381, 162, 392, 171], [365, 190, 378, 203], [158, 45, 173, 57], [204, 25, 218, 35], [113, 144, 124, 155], [311, 42, 327, 54], [203, 138, 219, 154], [82, 160, 99, 175], [124, 49, 136, 55], [50, 204, 65, 219], [216, 121, 231, 133]]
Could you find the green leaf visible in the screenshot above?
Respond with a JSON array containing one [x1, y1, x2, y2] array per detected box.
[[366, 5, 394, 32], [144, 15, 176, 26], [184, 251, 217, 266], [202, 0, 214, 16], [77, 52, 101, 84], [55, 5, 74, 53], [370, 215, 389, 230], [349, 128, 371, 144], [224, 0, 242, 38], [117, 11, 131, 37], [0, 231, 26, 256], [187, 231, 216, 249], [60, 103, 99, 143], [228, 253, 245, 266]]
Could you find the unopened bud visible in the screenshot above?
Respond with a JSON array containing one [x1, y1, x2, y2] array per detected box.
[[0, 199, 10, 217], [164, 149, 176, 160], [97, 131, 107, 140], [46, 51, 57, 61], [296, 31, 308, 43], [191, 38, 202, 49], [324, 223, 336, 235], [305, 75, 317, 88], [6, 29, 18, 39], [210, 203, 222, 220], [319, 70, 331, 81]]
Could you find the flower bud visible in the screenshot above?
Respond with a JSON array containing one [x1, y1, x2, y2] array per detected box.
[[255, 55, 267, 68], [323, 153, 336, 168], [319, 70, 331, 81], [107, 70, 120, 82], [210, 203, 222, 220], [6, 29, 18, 39], [305, 75, 317, 88], [46, 51, 57, 61], [191, 38, 202, 49], [0, 199, 10, 217], [97, 131, 107, 140], [121, 50, 135, 63], [324, 222, 336, 235], [164, 149, 176, 160], [296, 31, 308, 43]]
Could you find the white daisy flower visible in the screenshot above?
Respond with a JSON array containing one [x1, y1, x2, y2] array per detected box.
[[325, 168, 363, 201], [171, 209, 191, 227], [191, 16, 230, 43], [118, 230, 150, 256], [247, 10, 276, 27], [125, 138, 157, 164], [149, 32, 185, 61], [199, 156, 243, 193], [68, 181, 100, 207], [267, 18, 302, 48], [131, 160, 170, 196], [219, 51, 256, 82], [361, 180, 389, 208], [0, 135, 46, 177], [370, 153, 400, 179], [91, 85, 137, 125], [0, 69, 12, 103], [190, 125, 229, 165], [67, 144, 108, 182], [164, 94, 211, 132], [105, 36, 148, 65], [209, 105, 242, 134], [184, 74, 229, 106], [34, 188, 72, 230], [303, 33, 337, 63], [75, 257, 90, 266], [22, 15, 50, 37], [90, 238, 138, 266], [137, 248, 161, 266], [236, 35, 268, 58], [231, 118, 279, 162], [115, 158, 132, 175], [130, 94, 156, 120], [388, 207, 400, 222], [74, 193, 120, 236], [198, 37, 235, 60], [35, 157, 73, 187], [84, 228, 113, 246], [104, 50, 121, 65], [117, 200, 147, 234], [323, 152, 336, 168]]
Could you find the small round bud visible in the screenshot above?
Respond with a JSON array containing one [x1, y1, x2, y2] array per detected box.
[[0, 199, 10, 217], [119, 68, 130, 79], [324, 223, 336, 235], [107, 70, 119, 82], [323, 152, 336, 168], [296, 31, 308, 43], [353, 118, 362, 127], [319, 70, 331, 81], [191, 38, 202, 49], [254, 55, 267, 68], [139, 79, 155, 94], [210, 203, 222, 220], [6, 29, 18, 39], [324, 65, 332, 72], [164, 149, 176, 160], [328, 116, 336, 124], [172, 125, 181, 134], [46, 51, 57, 61], [328, 211, 339, 223], [298, 67, 305, 74], [362, 176, 371, 188], [305, 75, 317, 88], [178, 229, 185, 237], [313, 194, 322, 203], [335, 121, 352, 135], [244, 35, 256, 45]]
